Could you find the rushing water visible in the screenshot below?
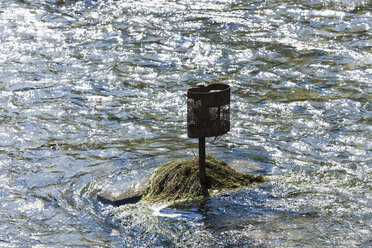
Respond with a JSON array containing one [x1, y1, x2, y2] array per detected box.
[[0, 0, 371, 247]]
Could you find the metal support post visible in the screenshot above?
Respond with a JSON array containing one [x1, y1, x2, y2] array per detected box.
[[198, 137, 209, 197]]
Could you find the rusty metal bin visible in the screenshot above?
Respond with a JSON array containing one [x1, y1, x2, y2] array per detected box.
[[187, 83, 230, 138]]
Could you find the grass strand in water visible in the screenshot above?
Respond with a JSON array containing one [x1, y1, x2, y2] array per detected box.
[[142, 155, 266, 202]]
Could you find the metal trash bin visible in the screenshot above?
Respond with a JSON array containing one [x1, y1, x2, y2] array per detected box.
[[187, 83, 230, 138], [186, 83, 231, 197]]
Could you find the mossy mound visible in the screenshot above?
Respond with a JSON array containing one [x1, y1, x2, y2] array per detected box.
[[142, 155, 266, 202]]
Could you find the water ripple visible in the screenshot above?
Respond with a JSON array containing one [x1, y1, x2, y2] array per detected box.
[[0, 0, 371, 247]]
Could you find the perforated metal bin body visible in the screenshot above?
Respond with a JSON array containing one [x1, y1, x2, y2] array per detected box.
[[187, 83, 230, 138]]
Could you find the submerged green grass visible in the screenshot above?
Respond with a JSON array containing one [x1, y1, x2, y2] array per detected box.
[[142, 155, 266, 202]]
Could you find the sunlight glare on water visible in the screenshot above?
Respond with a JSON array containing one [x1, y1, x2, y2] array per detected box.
[[0, 0, 371, 247]]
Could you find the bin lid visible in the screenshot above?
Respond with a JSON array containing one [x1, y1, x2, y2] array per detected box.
[[187, 83, 230, 107]]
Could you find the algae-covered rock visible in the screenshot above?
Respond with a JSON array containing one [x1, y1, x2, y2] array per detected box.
[[142, 155, 266, 202]]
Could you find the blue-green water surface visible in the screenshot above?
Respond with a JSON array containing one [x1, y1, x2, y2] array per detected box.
[[0, 0, 371, 247]]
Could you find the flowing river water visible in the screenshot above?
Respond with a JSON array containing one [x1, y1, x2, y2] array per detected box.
[[0, 0, 371, 247]]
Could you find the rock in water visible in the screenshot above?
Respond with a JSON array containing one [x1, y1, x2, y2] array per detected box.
[[97, 178, 148, 206], [97, 155, 266, 206], [142, 155, 266, 203]]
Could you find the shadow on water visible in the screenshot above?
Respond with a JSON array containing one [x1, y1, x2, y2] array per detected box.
[[153, 182, 322, 248]]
